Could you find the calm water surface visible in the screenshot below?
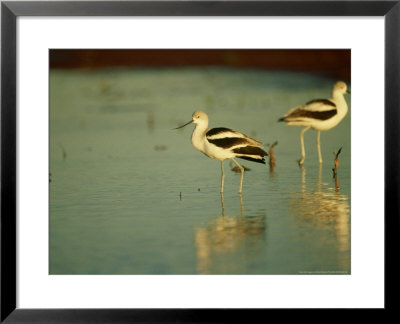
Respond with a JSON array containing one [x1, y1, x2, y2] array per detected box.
[[50, 68, 350, 274]]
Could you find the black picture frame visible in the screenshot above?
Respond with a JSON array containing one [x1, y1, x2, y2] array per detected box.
[[1, 1, 399, 322]]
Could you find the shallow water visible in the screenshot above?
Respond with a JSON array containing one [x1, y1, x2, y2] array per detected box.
[[49, 67, 350, 274]]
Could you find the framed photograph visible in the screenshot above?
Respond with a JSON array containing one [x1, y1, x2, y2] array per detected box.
[[1, 0, 398, 322]]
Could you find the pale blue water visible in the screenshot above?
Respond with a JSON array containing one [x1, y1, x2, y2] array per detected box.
[[49, 68, 350, 274]]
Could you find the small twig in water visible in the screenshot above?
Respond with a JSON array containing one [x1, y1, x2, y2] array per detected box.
[[332, 147, 342, 178], [266, 141, 278, 172]]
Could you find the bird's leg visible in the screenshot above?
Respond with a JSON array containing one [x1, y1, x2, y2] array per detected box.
[[220, 192, 226, 217], [316, 130, 323, 164], [220, 160, 225, 193], [239, 193, 244, 217], [299, 126, 311, 165], [231, 158, 244, 193]]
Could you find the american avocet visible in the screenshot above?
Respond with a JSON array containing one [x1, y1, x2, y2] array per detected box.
[[279, 81, 350, 165], [175, 110, 268, 193]]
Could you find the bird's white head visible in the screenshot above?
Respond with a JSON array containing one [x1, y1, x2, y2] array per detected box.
[[191, 110, 208, 126], [333, 81, 350, 95], [174, 110, 209, 130]]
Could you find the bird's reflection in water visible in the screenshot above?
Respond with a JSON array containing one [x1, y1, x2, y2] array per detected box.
[[194, 193, 266, 274], [292, 165, 350, 255]]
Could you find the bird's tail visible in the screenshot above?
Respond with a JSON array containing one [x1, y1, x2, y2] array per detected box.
[[233, 146, 268, 164], [238, 156, 266, 164]]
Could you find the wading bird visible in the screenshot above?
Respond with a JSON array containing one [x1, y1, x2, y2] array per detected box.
[[175, 110, 268, 193], [279, 81, 350, 165]]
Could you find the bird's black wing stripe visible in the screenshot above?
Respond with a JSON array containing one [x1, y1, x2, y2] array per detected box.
[[232, 146, 268, 157], [238, 156, 266, 164], [306, 99, 336, 107], [206, 127, 234, 137], [286, 109, 337, 121], [208, 137, 248, 149]]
